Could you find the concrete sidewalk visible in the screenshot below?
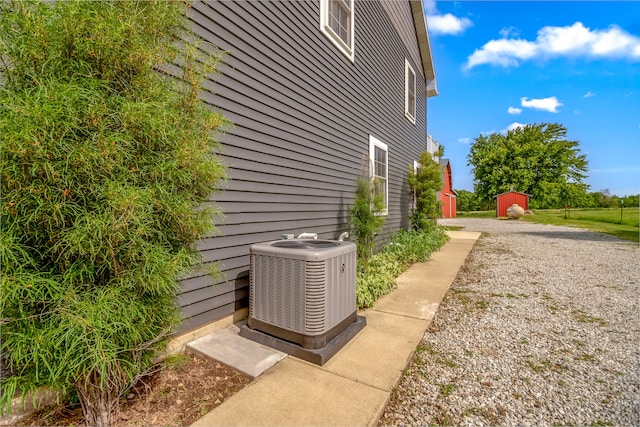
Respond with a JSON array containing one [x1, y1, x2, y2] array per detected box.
[[191, 230, 480, 427]]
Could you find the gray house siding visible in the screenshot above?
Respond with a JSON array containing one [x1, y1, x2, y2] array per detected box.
[[178, 0, 431, 333], [380, 0, 423, 79]]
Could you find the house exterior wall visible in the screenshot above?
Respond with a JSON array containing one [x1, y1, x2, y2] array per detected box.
[[178, 0, 431, 333], [426, 134, 440, 159], [380, 1, 422, 77], [496, 191, 529, 217]]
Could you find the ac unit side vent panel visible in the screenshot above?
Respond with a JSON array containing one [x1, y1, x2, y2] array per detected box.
[[304, 260, 326, 334], [250, 255, 305, 333]]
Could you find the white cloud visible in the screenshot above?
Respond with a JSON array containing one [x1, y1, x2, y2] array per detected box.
[[428, 13, 473, 35], [505, 122, 526, 132], [537, 22, 596, 55], [457, 137, 470, 144], [465, 21, 640, 69], [508, 106, 522, 115], [499, 27, 520, 38], [466, 38, 538, 68], [584, 91, 596, 98], [425, 0, 472, 36], [520, 96, 563, 113]]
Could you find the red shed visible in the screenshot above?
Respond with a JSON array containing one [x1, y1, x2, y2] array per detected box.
[[495, 191, 530, 217], [439, 159, 457, 218]]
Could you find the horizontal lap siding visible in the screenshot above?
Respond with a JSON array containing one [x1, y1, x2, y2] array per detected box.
[[179, 0, 427, 333], [353, 1, 427, 240], [380, 0, 424, 82]]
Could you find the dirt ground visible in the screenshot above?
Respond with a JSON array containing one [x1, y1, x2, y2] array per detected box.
[[12, 353, 252, 426]]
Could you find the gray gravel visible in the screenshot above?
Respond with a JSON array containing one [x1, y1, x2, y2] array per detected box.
[[379, 218, 640, 427]]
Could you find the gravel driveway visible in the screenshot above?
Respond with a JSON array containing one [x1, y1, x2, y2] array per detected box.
[[379, 218, 639, 427]]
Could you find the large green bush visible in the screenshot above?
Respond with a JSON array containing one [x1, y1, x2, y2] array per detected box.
[[0, 1, 226, 425], [408, 151, 444, 230], [356, 228, 449, 308]]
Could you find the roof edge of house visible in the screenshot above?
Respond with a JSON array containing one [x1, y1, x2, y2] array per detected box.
[[410, 0, 438, 98]]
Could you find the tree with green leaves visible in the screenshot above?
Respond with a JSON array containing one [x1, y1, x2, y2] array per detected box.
[[407, 151, 443, 230], [0, 1, 226, 425], [467, 123, 588, 209], [455, 189, 480, 212], [622, 194, 639, 208]]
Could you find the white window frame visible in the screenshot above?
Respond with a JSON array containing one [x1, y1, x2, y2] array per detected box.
[[405, 59, 416, 123], [369, 135, 388, 216], [320, 0, 355, 62]]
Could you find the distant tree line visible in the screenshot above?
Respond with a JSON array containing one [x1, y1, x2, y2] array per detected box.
[[576, 190, 639, 209], [456, 189, 639, 212]]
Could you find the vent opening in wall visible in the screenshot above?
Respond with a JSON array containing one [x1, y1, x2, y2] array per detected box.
[[239, 239, 366, 365]]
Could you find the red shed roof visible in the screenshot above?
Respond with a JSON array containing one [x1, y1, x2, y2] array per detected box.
[[494, 190, 531, 198]]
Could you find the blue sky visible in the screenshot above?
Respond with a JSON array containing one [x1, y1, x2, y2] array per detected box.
[[423, 0, 640, 197]]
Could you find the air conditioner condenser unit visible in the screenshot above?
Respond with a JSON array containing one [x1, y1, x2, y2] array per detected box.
[[248, 239, 357, 350]]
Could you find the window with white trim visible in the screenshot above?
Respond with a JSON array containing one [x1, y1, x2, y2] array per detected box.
[[320, 0, 355, 61], [369, 135, 388, 216], [405, 59, 416, 123]]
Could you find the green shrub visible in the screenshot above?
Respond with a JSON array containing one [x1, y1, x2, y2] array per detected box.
[[384, 226, 444, 264], [0, 1, 226, 425], [349, 177, 385, 259], [408, 151, 444, 230], [356, 227, 449, 308]]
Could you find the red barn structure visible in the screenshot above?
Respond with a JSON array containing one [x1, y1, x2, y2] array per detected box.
[[495, 190, 530, 217], [439, 159, 457, 218]]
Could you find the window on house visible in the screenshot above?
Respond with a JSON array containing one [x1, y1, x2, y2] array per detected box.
[[405, 59, 416, 123], [369, 135, 388, 215], [320, 0, 355, 61]]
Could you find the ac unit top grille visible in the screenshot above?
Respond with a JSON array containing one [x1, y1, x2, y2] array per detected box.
[[271, 240, 340, 249], [250, 239, 356, 261]]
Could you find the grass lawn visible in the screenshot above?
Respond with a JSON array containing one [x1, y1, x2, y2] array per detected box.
[[457, 210, 495, 218], [522, 207, 639, 243]]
